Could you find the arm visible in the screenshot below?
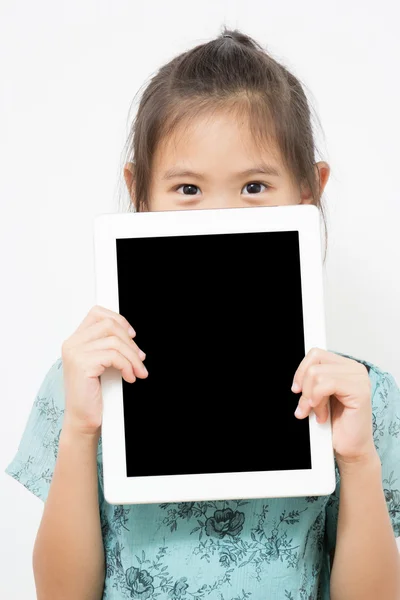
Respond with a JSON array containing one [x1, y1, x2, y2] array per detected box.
[[330, 451, 400, 600], [32, 423, 105, 600], [331, 538, 400, 569]]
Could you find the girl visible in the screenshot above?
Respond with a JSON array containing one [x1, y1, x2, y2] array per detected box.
[[5, 27, 400, 600]]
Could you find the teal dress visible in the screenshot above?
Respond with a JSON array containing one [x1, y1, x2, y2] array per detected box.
[[5, 351, 400, 599]]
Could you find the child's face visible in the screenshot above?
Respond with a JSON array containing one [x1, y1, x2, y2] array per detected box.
[[127, 110, 329, 211]]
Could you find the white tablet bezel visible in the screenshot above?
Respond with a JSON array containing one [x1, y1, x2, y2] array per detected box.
[[93, 205, 336, 505]]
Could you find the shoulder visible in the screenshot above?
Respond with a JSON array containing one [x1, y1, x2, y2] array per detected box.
[[331, 350, 400, 454], [4, 355, 66, 502]]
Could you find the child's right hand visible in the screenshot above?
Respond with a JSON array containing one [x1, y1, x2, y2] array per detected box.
[[61, 305, 148, 436]]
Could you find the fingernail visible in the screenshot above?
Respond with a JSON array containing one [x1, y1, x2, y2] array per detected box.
[[291, 381, 301, 393], [142, 365, 148, 375], [128, 326, 136, 337], [139, 350, 146, 360], [294, 405, 303, 417]]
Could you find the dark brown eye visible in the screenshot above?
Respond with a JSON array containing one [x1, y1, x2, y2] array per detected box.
[[242, 182, 268, 195], [176, 184, 200, 195]]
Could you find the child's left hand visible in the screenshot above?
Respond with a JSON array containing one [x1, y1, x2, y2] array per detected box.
[[292, 348, 378, 465]]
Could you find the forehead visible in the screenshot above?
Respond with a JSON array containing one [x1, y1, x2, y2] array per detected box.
[[153, 109, 283, 173]]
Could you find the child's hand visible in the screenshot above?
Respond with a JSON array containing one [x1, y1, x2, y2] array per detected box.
[[61, 305, 148, 436], [292, 348, 378, 465]]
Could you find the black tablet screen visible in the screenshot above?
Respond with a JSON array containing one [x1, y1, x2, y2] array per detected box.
[[116, 230, 311, 477]]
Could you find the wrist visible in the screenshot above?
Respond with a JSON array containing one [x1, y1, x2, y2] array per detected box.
[[61, 416, 101, 445], [336, 447, 381, 476]]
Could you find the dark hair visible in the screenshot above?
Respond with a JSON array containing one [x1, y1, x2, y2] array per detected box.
[[118, 26, 330, 262]]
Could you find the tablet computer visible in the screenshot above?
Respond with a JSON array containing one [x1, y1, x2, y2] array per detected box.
[[93, 205, 336, 505]]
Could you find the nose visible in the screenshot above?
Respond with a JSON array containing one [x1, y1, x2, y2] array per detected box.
[[204, 195, 246, 210]]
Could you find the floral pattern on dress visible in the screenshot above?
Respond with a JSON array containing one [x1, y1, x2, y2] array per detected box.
[[5, 353, 400, 600], [97, 489, 331, 600]]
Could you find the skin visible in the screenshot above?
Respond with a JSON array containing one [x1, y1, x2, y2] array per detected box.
[[123, 110, 400, 600], [124, 110, 330, 425], [123, 109, 333, 425], [124, 110, 330, 212], [30, 109, 399, 600]]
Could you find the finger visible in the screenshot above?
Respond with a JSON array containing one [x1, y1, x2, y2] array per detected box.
[[314, 402, 330, 424], [291, 347, 346, 393], [94, 319, 145, 359], [90, 348, 138, 383], [85, 335, 148, 379], [299, 367, 336, 421], [301, 363, 368, 410], [294, 393, 331, 423], [294, 395, 312, 419], [294, 367, 336, 420], [71, 317, 146, 361], [76, 305, 136, 339], [307, 392, 331, 423]]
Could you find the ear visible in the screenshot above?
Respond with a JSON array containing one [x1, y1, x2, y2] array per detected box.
[[315, 161, 330, 196], [300, 161, 330, 203], [123, 162, 136, 203]]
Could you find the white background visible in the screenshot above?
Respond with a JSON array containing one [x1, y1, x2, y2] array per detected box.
[[1, 1, 399, 598]]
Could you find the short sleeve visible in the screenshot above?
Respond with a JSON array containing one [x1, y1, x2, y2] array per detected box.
[[371, 369, 400, 537], [324, 365, 400, 556], [5, 357, 66, 502], [323, 457, 341, 556], [5, 357, 105, 506]]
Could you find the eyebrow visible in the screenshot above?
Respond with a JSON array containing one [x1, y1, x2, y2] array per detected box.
[[161, 163, 281, 181]]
